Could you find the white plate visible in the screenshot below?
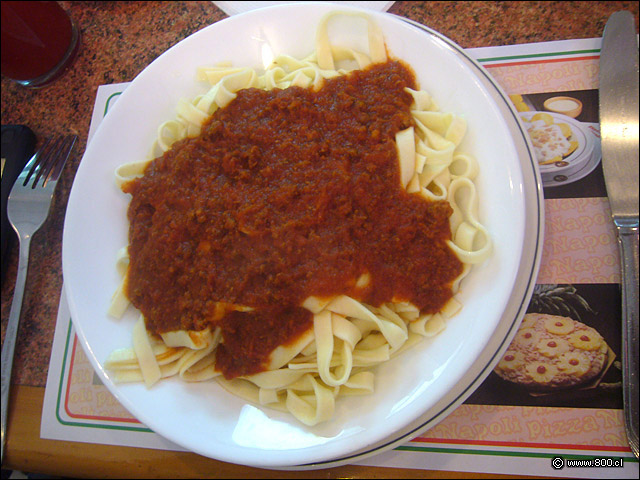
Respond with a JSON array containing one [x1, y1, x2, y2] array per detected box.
[[63, 2, 544, 469], [519, 111, 602, 188]]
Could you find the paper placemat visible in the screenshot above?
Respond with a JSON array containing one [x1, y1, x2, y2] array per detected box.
[[42, 36, 639, 478]]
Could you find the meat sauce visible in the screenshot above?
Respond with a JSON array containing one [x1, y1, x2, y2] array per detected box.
[[123, 60, 463, 379]]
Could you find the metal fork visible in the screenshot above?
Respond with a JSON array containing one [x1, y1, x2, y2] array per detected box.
[[1, 134, 77, 463]]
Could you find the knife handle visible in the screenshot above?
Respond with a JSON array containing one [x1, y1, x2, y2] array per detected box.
[[617, 221, 639, 459]]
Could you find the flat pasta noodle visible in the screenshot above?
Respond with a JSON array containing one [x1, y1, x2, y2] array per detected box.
[[105, 11, 492, 426]]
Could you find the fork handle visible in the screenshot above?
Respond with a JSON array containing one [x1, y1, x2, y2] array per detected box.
[[1, 233, 32, 464]]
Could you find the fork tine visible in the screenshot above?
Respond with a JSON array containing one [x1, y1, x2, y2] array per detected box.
[[48, 135, 77, 182], [22, 138, 52, 186], [26, 135, 77, 189], [30, 138, 59, 188]]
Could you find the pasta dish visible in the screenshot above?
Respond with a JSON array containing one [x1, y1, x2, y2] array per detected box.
[[520, 112, 578, 165], [104, 11, 492, 426]]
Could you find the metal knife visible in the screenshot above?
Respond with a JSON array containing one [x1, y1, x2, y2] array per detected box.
[[599, 10, 639, 459]]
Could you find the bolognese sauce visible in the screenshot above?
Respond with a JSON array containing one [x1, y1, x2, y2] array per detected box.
[[122, 60, 463, 379]]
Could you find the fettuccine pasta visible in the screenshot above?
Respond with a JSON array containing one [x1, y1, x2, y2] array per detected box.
[[106, 11, 491, 426]]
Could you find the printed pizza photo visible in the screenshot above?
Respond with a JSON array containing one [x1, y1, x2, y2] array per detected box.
[[494, 313, 611, 392], [519, 112, 578, 166]]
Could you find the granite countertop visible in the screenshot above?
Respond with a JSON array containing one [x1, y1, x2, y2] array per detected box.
[[1, 1, 639, 390]]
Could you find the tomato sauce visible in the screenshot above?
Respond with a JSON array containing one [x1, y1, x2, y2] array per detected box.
[[123, 60, 463, 379]]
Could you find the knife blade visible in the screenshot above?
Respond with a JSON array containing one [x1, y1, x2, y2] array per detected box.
[[599, 10, 639, 459]]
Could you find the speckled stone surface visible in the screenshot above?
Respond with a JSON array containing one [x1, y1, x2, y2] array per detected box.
[[1, 1, 639, 389]]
